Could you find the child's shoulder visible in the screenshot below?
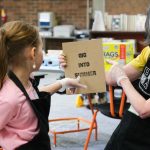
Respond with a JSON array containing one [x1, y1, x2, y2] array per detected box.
[[0, 78, 26, 106]]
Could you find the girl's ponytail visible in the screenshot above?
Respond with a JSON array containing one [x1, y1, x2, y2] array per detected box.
[[0, 28, 8, 89]]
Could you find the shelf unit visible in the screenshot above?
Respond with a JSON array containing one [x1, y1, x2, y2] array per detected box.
[[42, 36, 76, 51], [90, 31, 146, 52]]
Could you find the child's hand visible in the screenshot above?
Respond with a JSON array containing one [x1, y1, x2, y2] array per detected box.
[[58, 53, 67, 70], [58, 76, 87, 94]]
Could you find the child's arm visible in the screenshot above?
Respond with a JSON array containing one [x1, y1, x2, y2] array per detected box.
[[39, 81, 62, 94], [39, 77, 87, 94], [0, 101, 14, 129]]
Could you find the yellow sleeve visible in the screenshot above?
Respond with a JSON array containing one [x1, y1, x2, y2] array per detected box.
[[129, 46, 150, 71]]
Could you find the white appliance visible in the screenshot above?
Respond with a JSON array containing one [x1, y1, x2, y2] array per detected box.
[[38, 12, 56, 37], [38, 12, 55, 28], [53, 25, 75, 37]]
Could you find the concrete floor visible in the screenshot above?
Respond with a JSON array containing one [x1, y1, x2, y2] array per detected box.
[[39, 71, 120, 150], [49, 94, 120, 150]]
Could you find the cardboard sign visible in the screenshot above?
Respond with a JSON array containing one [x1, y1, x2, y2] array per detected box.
[[62, 39, 106, 94]]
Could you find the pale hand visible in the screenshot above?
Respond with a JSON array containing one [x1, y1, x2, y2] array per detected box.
[[58, 77, 87, 94], [107, 60, 128, 86]]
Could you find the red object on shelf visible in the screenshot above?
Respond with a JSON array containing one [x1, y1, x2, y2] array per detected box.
[[120, 44, 126, 64], [120, 44, 126, 59]]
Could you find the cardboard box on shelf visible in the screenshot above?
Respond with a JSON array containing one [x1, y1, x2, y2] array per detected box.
[[103, 40, 134, 71]]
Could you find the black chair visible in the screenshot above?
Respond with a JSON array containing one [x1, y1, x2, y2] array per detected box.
[[86, 85, 130, 119]]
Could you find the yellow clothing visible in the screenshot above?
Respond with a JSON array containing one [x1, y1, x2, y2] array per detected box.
[[129, 46, 150, 71]]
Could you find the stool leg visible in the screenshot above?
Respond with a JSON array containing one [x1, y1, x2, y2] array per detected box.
[[84, 110, 99, 150], [54, 133, 57, 147], [77, 119, 80, 130], [95, 120, 98, 141]]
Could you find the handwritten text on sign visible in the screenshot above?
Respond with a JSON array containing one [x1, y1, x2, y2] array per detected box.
[[75, 52, 96, 78]]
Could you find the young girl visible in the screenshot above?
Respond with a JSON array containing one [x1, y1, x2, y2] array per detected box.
[[59, 7, 150, 150], [0, 21, 86, 150]]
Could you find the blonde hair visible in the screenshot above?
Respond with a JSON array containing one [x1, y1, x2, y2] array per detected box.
[[0, 21, 40, 89]]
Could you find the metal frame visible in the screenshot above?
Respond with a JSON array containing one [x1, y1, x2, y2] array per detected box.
[[49, 94, 98, 150]]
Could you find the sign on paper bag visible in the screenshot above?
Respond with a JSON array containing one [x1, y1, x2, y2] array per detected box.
[[62, 39, 106, 94]]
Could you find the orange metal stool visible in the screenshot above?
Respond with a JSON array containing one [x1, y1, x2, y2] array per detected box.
[[84, 85, 130, 149], [49, 94, 98, 150], [84, 95, 99, 150], [109, 85, 127, 118]]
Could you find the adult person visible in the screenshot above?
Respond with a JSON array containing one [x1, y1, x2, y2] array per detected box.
[[59, 7, 150, 150]]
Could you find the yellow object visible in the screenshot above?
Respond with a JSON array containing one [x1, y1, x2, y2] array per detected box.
[[129, 46, 150, 71], [76, 95, 84, 107], [103, 40, 134, 71], [1, 9, 6, 17]]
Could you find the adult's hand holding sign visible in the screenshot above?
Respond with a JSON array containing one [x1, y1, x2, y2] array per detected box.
[[62, 39, 106, 94]]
